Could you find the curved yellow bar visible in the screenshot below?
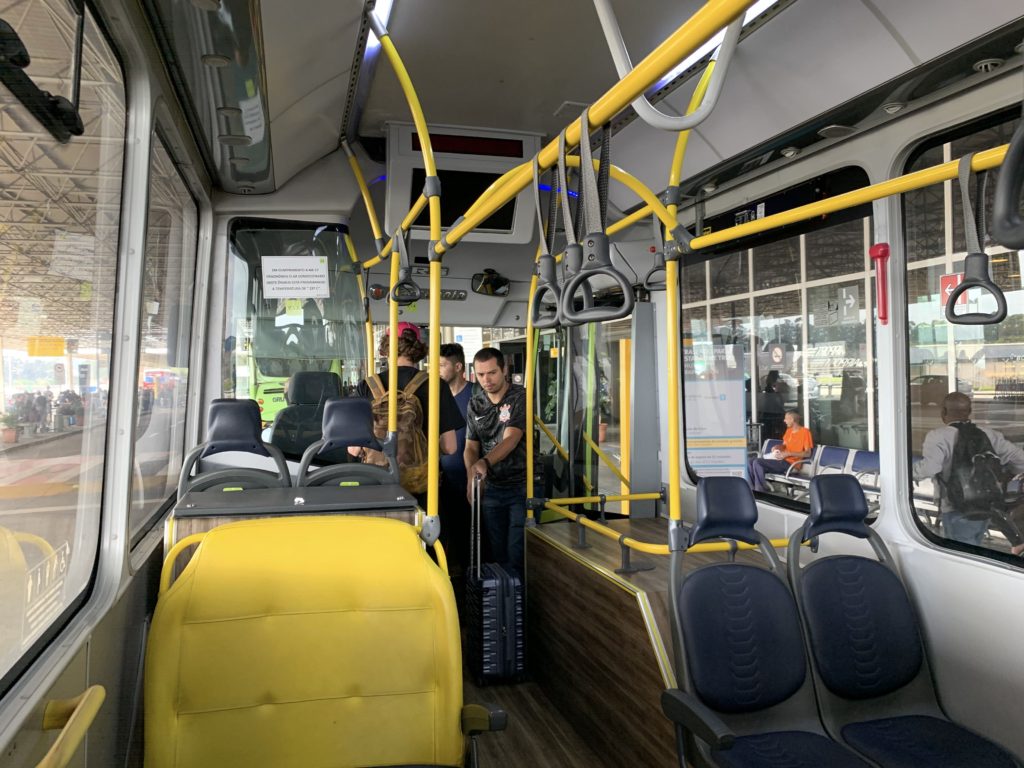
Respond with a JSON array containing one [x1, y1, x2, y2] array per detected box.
[[535, 417, 569, 462], [387, 250, 401, 434], [580, 429, 630, 488], [364, 194, 429, 270], [689, 144, 1009, 252], [160, 533, 207, 595], [37, 685, 106, 768], [432, 538, 448, 576], [607, 205, 654, 238], [433, 0, 756, 256], [561, 155, 678, 234], [544, 501, 670, 555], [668, 59, 716, 191], [343, 142, 385, 243], [344, 233, 375, 363]]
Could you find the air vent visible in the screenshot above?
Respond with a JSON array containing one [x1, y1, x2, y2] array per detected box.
[[817, 124, 856, 139], [972, 58, 1003, 73]]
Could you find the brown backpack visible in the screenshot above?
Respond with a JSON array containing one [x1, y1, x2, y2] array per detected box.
[[362, 371, 430, 494]]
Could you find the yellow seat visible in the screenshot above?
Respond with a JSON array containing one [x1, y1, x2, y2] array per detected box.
[[145, 516, 477, 768]]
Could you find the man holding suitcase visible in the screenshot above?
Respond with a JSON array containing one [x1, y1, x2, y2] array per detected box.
[[465, 348, 527, 575]]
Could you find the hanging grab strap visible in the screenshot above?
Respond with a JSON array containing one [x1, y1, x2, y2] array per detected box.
[[390, 228, 423, 306], [559, 111, 635, 325], [945, 153, 1006, 325], [643, 215, 668, 291], [991, 97, 1024, 248], [531, 158, 562, 330]]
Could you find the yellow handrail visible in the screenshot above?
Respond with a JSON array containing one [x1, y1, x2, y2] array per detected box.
[[432, 538, 448, 576], [549, 493, 662, 505], [619, 339, 631, 515], [535, 417, 569, 462], [160, 532, 207, 594], [342, 141, 385, 244], [543, 501, 792, 556], [432, 0, 756, 257], [387, 249, 400, 434], [581, 429, 630, 488], [526, 273, 539, 515], [363, 194, 428, 269], [36, 685, 106, 768], [688, 144, 1009, 252], [426, 260, 442, 520]]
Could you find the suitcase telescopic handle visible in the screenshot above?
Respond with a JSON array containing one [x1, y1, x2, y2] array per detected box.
[[472, 473, 483, 579]]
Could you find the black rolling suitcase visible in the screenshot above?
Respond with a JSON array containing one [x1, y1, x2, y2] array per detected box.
[[465, 475, 525, 685]]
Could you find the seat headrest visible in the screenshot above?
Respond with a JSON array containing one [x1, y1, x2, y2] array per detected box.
[[806, 475, 871, 539], [320, 398, 381, 454], [690, 476, 759, 546], [287, 371, 342, 405], [201, 399, 269, 458]]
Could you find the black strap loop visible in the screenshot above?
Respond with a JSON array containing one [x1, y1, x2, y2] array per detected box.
[[390, 229, 422, 306], [644, 216, 667, 291], [946, 155, 1007, 325]]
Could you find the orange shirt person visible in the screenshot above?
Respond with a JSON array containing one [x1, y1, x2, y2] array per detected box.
[[747, 410, 814, 492]]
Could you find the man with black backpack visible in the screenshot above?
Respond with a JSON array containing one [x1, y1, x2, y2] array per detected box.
[[913, 392, 1024, 555]]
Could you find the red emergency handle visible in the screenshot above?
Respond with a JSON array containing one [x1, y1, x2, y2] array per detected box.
[[870, 242, 890, 325]]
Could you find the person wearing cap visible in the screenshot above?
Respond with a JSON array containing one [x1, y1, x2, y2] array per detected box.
[[353, 323, 465, 499]]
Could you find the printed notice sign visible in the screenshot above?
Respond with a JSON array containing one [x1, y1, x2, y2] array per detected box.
[[23, 543, 70, 642], [261, 256, 329, 299], [684, 379, 747, 479]]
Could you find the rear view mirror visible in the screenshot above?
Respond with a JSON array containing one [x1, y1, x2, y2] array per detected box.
[[471, 269, 510, 297]]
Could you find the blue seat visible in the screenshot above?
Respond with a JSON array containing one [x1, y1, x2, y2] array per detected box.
[[178, 399, 291, 497], [296, 398, 396, 487], [661, 476, 871, 768], [816, 445, 850, 473], [787, 475, 1021, 768]]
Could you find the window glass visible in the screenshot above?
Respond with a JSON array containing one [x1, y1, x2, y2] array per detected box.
[[806, 218, 865, 281], [903, 144, 946, 264], [224, 220, 368, 460], [752, 236, 800, 290], [0, 4, 125, 681], [682, 260, 706, 304], [905, 112, 1024, 560], [709, 252, 747, 298], [683, 215, 879, 509], [128, 136, 198, 538]]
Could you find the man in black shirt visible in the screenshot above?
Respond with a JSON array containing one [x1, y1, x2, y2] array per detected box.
[[465, 348, 527, 574]]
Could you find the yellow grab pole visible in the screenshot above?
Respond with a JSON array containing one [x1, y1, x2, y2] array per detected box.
[[526, 272, 539, 515], [343, 141, 385, 243], [562, 156, 678, 234], [536, 417, 569, 462], [344, 234, 375, 362], [426, 260, 442, 519], [364, 194, 428, 269], [669, 59, 716, 191], [665, 259, 682, 521], [689, 144, 1010, 252], [387, 249, 400, 434], [619, 339, 631, 515], [432, 0, 756, 256], [608, 205, 654, 238]]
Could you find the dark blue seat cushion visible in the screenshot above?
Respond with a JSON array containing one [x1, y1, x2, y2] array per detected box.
[[200, 399, 269, 457], [842, 715, 1020, 768], [679, 564, 805, 713], [691, 477, 760, 546], [806, 474, 872, 539], [800, 556, 922, 699], [712, 730, 871, 768]]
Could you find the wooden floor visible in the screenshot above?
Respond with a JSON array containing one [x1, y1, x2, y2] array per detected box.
[[463, 677, 611, 768]]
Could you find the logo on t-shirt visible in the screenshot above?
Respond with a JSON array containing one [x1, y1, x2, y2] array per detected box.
[[499, 403, 511, 423]]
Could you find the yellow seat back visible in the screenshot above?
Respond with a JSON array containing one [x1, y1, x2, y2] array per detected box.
[[145, 516, 464, 768]]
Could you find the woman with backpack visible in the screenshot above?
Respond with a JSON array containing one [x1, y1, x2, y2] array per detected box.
[[353, 322, 465, 507]]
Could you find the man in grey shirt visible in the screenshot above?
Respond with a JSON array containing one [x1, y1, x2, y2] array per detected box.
[[913, 392, 1024, 554]]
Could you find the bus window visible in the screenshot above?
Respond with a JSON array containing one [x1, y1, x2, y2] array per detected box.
[[683, 195, 879, 509], [224, 219, 368, 450], [904, 110, 1024, 561], [128, 134, 198, 540], [0, 4, 125, 684]]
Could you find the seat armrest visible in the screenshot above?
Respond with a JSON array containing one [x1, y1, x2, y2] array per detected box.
[[660, 689, 735, 750], [462, 703, 508, 735], [785, 460, 810, 478]]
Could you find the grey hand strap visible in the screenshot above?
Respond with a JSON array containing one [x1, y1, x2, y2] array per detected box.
[[578, 110, 603, 236], [957, 152, 986, 254], [557, 130, 577, 247], [532, 158, 550, 259]]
